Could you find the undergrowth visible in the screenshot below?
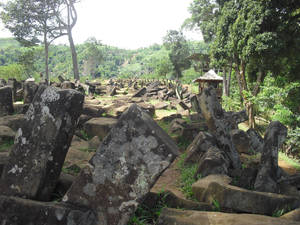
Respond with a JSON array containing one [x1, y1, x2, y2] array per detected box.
[[0, 139, 14, 152]]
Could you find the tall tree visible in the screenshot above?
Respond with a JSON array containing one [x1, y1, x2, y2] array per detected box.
[[0, 0, 66, 82], [55, 0, 80, 80], [82, 37, 103, 78], [163, 30, 191, 79], [211, 0, 300, 128]]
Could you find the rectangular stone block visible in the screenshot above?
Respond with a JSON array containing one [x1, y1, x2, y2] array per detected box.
[[0, 86, 84, 201]]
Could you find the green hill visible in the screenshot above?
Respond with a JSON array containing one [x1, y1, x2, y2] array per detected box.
[[0, 38, 20, 49]]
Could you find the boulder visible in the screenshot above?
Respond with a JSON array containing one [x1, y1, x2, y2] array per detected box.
[[83, 117, 117, 139], [230, 129, 251, 154], [64, 104, 180, 225], [23, 81, 38, 104], [0, 86, 14, 116], [82, 104, 104, 117], [0, 86, 84, 201], [61, 81, 75, 89], [109, 86, 117, 96], [247, 128, 264, 153], [0, 78, 7, 87], [0, 195, 97, 225], [184, 131, 217, 165], [254, 121, 288, 193], [7, 78, 17, 102], [192, 174, 300, 215], [157, 208, 300, 225], [195, 146, 230, 178], [154, 102, 169, 110]]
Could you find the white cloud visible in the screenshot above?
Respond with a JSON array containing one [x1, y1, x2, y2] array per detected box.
[[0, 0, 202, 49]]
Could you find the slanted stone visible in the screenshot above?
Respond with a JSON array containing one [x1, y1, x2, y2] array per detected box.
[[192, 174, 300, 216], [195, 146, 230, 178], [157, 208, 300, 225], [230, 129, 251, 154], [109, 86, 117, 96], [154, 102, 169, 110], [184, 131, 217, 165], [82, 105, 104, 117], [247, 128, 264, 153], [281, 208, 300, 222], [132, 87, 146, 97], [178, 101, 189, 111], [198, 87, 241, 169], [58, 75, 65, 83], [0, 86, 84, 201], [254, 121, 288, 193], [0, 195, 97, 225], [64, 104, 180, 225], [23, 81, 39, 104], [83, 117, 117, 139], [0, 86, 14, 116]]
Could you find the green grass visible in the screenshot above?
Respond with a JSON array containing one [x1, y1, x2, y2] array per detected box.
[[0, 139, 14, 152], [177, 153, 200, 199], [128, 192, 168, 225], [279, 152, 300, 171]]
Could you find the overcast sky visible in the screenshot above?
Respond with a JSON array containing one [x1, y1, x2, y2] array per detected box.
[[0, 0, 202, 49]]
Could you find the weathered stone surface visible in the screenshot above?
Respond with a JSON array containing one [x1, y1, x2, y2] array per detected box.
[[0, 195, 97, 225], [61, 81, 75, 89], [195, 146, 230, 178], [254, 121, 288, 193], [144, 191, 213, 212], [192, 174, 232, 202], [184, 131, 217, 165], [198, 87, 241, 169], [0, 78, 7, 87], [160, 114, 182, 123], [82, 104, 104, 117], [231, 129, 251, 154], [224, 110, 248, 124], [64, 104, 180, 225], [247, 128, 264, 153], [281, 208, 300, 221], [157, 208, 300, 225], [109, 86, 117, 96], [0, 86, 84, 201], [154, 102, 169, 110], [132, 87, 146, 97], [7, 78, 17, 102], [23, 81, 38, 104], [0, 114, 25, 131], [83, 117, 117, 139], [0, 86, 14, 116], [192, 175, 299, 215]]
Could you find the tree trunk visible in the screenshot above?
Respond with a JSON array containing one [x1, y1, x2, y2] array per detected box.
[[223, 66, 228, 96], [44, 33, 49, 84], [227, 61, 232, 96], [68, 27, 79, 80]]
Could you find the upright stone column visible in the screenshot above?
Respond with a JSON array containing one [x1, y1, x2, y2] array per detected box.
[[0, 86, 84, 201], [23, 81, 39, 104], [198, 87, 241, 169], [7, 78, 17, 102], [254, 121, 287, 193], [64, 104, 180, 225], [0, 86, 14, 116]]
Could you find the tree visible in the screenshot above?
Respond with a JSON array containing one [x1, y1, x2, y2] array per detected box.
[[211, 0, 300, 128], [82, 37, 103, 78], [0, 0, 66, 82], [163, 30, 191, 79], [55, 0, 80, 80]]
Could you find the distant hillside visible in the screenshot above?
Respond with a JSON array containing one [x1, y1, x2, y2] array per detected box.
[[0, 38, 20, 49]]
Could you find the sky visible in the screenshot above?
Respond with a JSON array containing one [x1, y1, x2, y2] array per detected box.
[[0, 0, 202, 49]]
